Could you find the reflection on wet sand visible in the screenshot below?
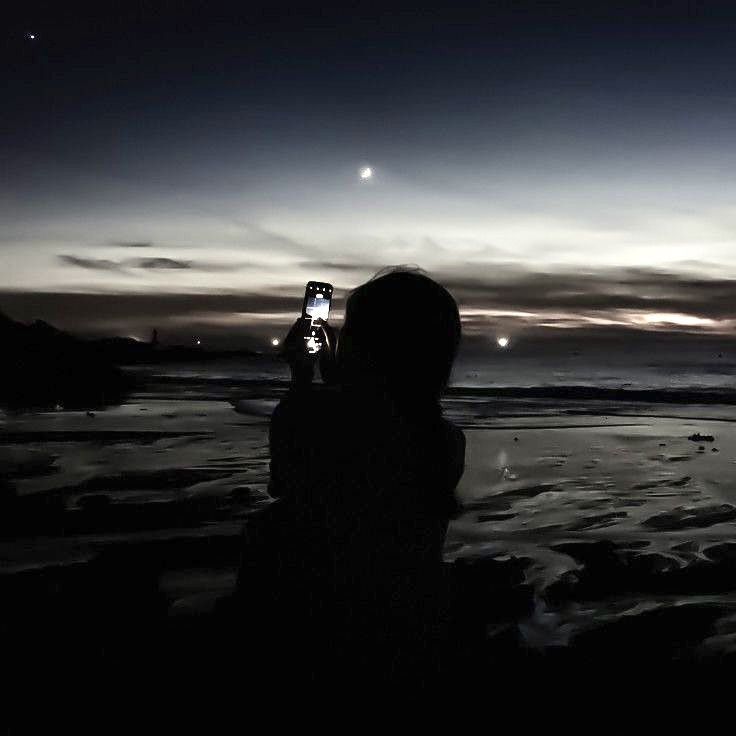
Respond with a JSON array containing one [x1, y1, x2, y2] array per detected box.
[[4, 384, 736, 667]]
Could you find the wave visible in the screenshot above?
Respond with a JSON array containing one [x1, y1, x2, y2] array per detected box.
[[128, 365, 736, 405], [445, 384, 736, 404]]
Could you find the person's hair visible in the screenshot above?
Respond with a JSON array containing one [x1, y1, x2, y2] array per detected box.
[[337, 266, 461, 409]]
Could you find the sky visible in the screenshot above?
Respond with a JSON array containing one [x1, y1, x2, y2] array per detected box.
[[4, 1, 736, 350]]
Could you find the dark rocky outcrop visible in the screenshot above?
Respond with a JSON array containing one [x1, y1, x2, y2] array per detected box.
[[0, 311, 129, 410]]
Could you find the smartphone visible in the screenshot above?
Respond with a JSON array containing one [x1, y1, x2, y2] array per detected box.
[[301, 281, 333, 353]]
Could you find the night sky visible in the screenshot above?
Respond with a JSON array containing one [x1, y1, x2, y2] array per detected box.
[[4, 1, 736, 350]]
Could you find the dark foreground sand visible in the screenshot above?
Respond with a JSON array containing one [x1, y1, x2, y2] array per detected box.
[[4, 385, 736, 701]]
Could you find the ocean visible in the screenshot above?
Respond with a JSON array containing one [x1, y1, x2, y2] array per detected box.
[[4, 353, 736, 663]]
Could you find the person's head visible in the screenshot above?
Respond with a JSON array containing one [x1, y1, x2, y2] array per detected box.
[[336, 267, 461, 407]]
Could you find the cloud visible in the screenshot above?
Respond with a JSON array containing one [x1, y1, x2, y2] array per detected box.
[[133, 257, 192, 270], [438, 263, 736, 332], [0, 289, 301, 325], [299, 261, 384, 273], [128, 257, 248, 271], [221, 219, 319, 257], [58, 255, 125, 271], [59, 254, 244, 272], [0, 289, 305, 348], [11, 262, 736, 348]]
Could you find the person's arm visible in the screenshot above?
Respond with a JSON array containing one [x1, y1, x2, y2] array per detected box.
[[280, 317, 338, 387], [268, 318, 337, 501], [281, 317, 315, 388]]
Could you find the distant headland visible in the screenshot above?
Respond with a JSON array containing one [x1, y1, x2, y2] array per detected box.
[[0, 311, 257, 410]]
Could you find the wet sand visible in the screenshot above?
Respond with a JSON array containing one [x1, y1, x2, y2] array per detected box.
[[450, 409, 736, 658], [4, 386, 736, 673]]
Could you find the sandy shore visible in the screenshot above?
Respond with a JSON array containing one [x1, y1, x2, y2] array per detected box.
[[4, 390, 736, 672], [449, 409, 736, 655]]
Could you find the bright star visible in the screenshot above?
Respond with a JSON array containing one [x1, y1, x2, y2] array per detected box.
[[359, 166, 373, 180], [28, 33, 36, 40]]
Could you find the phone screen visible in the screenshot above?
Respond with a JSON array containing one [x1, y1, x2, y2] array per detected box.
[[301, 281, 333, 354], [305, 294, 330, 321], [302, 281, 333, 321]]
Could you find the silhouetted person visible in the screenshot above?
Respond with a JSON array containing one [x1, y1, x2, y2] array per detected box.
[[237, 268, 465, 687]]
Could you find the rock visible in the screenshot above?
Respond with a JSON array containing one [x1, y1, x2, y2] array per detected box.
[[688, 433, 715, 443], [569, 603, 722, 660], [230, 486, 253, 501], [0, 311, 129, 410], [643, 504, 736, 531]]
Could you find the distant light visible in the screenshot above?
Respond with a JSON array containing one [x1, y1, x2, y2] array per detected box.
[[497, 336, 510, 348], [28, 33, 36, 40], [196, 339, 201, 346], [359, 166, 373, 180], [271, 338, 280, 346]]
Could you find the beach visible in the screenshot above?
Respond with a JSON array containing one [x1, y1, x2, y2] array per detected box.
[[4, 358, 736, 675], [452, 406, 736, 658]]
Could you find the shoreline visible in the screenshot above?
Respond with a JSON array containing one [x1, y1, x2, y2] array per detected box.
[[4, 388, 736, 663]]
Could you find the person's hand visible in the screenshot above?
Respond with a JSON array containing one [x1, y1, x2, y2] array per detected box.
[[281, 317, 315, 385], [280, 317, 336, 386]]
